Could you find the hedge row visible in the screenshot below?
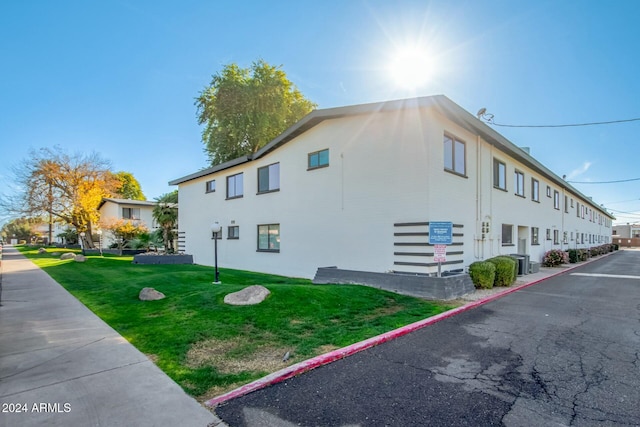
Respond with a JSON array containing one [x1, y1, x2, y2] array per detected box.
[[469, 256, 517, 289]]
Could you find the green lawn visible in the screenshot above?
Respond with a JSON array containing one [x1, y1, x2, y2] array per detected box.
[[19, 246, 456, 400]]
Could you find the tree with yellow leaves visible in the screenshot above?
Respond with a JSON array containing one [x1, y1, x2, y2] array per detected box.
[[8, 147, 121, 248]]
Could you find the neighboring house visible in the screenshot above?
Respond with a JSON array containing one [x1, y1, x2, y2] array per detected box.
[[169, 95, 614, 279], [31, 221, 67, 244], [612, 223, 640, 238], [97, 198, 157, 247]]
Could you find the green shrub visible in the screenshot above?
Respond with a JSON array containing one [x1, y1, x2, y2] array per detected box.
[[469, 261, 496, 289], [542, 249, 569, 267], [613, 244, 619, 251], [568, 249, 579, 263], [487, 256, 517, 287]]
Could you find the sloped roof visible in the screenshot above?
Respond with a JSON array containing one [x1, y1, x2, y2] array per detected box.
[[169, 95, 614, 219], [98, 198, 157, 209]]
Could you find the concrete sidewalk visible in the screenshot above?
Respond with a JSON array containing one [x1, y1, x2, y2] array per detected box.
[[0, 246, 219, 427]]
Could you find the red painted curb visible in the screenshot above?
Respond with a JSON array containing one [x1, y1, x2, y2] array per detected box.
[[205, 252, 615, 407]]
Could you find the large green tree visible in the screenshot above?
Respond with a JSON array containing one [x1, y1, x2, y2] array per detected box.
[[196, 59, 316, 165], [113, 171, 145, 200]]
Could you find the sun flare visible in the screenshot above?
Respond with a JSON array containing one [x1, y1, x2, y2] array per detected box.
[[388, 46, 435, 90]]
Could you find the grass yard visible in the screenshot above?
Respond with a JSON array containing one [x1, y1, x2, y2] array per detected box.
[[19, 246, 457, 401]]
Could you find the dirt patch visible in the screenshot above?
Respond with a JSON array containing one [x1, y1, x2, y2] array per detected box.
[[362, 304, 404, 320], [186, 338, 292, 375]]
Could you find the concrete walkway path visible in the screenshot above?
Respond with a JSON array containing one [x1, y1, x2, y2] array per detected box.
[[0, 245, 220, 427]]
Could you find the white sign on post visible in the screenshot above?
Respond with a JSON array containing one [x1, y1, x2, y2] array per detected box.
[[434, 244, 447, 262]]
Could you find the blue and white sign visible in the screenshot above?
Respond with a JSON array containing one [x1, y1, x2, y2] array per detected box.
[[429, 221, 453, 245]]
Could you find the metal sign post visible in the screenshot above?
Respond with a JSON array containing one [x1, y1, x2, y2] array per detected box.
[[429, 222, 453, 277]]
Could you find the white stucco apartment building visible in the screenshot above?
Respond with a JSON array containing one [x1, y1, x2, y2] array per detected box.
[[169, 95, 614, 279], [97, 198, 157, 247]]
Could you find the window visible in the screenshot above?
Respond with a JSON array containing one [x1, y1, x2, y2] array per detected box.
[[514, 170, 525, 197], [205, 179, 216, 193], [546, 229, 551, 240], [258, 163, 280, 193], [308, 149, 329, 170], [571, 198, 574, 208], [258, 224, 280, 252], [570, 231, 574, 241], [444, 135, 466, 175], [531, 178, 539, 202], [563, 231, 568, 244], [547, 186, 551, 197], [553, 230, 559, 245], [564, 195, 568, 213], [211, 228, 222, 239], [531, 227, 539, 245], [122, 207, 140, 220], [577, 203, 581, 218], [226, 173, 244, 199], [228, 226, 239, 239], [501, 224, 513, 245], [493, 159, 506, 190], [554, 191, 560, 210]]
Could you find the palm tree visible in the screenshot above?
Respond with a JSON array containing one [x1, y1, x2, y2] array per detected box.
[[153, 191, 178, 254]]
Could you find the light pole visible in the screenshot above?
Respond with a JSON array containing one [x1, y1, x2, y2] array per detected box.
[[96, 229, 103, 256], [211, 222, 221, 284]]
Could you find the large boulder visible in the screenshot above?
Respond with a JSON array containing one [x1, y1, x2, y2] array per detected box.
[[139, 287, 166, 301], [38, 248, 47, 254], [74, 255, 87, 263], [60, 252, 76, 260], [224, 285, 270, 306]]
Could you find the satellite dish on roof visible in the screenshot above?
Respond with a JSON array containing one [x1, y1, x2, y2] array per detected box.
[[477, 108, 486, 118]]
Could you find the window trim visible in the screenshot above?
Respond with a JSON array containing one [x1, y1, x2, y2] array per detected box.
[[226, 172, 244, 200], [205, 179, 216, 193], [531, 178, 540, 202], [443, 134, 467, 177], [531, 226, 539, 245], [257, 162, 280, 195], [514, 170, 525, 197], [493, 158, 507, 191], [122, 207, 141, 220], [257, 224, 280, 253], [554, 190, 560, 210], [227, 226, 239, 240], [308, 149, 329, 170], [501, 223, 514, 246]]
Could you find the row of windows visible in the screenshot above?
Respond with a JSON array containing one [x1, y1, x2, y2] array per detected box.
[[205, 149, 330, 199], [503, 224, 609, 247], [212, 224, 280, 252], [442, 134, 609, 227]]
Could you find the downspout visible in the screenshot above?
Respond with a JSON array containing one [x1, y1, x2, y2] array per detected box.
[[475, 135, 482, 260]]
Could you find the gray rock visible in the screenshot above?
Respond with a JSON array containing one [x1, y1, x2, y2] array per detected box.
[[75, 255, 87, 262], [60, 252, 76, 260], [139, 287, 166, 301], [224, 285, 270, 306], [38, 248, 47, 254]]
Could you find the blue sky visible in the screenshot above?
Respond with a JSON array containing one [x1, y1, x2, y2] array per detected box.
[[1, 0, 639, 225]]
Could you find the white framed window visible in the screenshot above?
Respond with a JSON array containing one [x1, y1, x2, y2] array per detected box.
[[444, 135, 466, 176], [501, 223, 513, 245], [258, 163, 280, 194], [226, 173, 244, 199], [554, 190, 560, 210], [531, 227, 539, 245]]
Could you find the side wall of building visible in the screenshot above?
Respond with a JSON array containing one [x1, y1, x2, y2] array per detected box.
[[177, 107, 612, 279]]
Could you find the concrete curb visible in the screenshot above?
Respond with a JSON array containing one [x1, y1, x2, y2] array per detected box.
[[206, 251, 617, 408]]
